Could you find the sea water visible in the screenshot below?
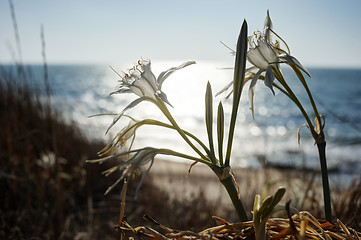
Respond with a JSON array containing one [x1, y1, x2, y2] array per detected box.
[[4, 61, 361, 185]]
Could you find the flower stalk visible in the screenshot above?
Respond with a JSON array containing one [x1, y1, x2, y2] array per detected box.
[[275, 67, 331, 222], [155, 98, 209, 160], [273, 69, 315, 132], [316, 133, 332, 222]]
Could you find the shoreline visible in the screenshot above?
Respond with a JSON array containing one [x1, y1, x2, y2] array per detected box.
[[149, 158, 359, 190], [145, 158, 360, 220], [148, 159, 320, 204]]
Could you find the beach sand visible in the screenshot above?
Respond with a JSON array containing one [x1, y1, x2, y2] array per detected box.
[[147, 159, 320, 217]]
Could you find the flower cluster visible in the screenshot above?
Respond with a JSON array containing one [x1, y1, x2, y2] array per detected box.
[[247, 11, 310, 107], [89, 11, 331, 223], [101, 147, 159, 196]]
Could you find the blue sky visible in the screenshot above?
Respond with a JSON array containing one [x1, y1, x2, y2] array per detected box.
[[1, 0, 361, 68]]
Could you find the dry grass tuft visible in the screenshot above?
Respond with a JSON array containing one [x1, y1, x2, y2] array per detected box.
[[0, 64, 104, 239], [117, 211, 361, 240], [333, 179, 361, 231]]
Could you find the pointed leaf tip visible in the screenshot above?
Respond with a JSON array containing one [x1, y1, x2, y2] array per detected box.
[[205, 81, 215, 160]]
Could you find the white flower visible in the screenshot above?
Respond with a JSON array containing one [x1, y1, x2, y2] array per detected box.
[[247, 31, 278, 95], [217, 12, 309, 102], [247, 11, 310, 95], [118, 119, 138, 147], [111, 59, 195, 104], [217, 11, 311, 119], [103, 147, 159, 196], [218, 11, 310, 118], [107, 59, 195, 133]]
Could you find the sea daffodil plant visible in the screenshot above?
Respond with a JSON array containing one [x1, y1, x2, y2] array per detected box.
[[218, 11, 332, 222]]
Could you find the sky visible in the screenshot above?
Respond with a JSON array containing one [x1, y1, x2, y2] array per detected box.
[[1, 0, 361, 68]]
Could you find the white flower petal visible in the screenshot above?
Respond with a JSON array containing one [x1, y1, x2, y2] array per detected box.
[[155, 90, 173, 107], [247, 48, 268, 69], [106, 97, 148, 134], [132, 77, 157, 98], [257, 40, 278, 64], [279, 54, 311, 77], [216, 66, 258, 97], [215, 80, 233, 97], [249, 69, 264, 89], [118, 119, 138, 147], [264, 65, 275, 95], [264, 10, 273, 42], [130, 148, 152, 167], [140, 60, 158, 90], [110, 83, 133, 95], [247, 38, 278, 70], [248, 69, 264, 119], [157, 61, 196, 88]]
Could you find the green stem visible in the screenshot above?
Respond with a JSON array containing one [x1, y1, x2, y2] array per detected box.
[[152, 98, 251, 221], [316, 133, 332, 222], [275, 68, 331, 222], [254, 220, 267, 240], [156, 99, 208, 160], [291, 65, 320, 117], [219, 173, 248, 221], [140, 119, 211, 157], [212, 166, 248, 221], [274, 70, 316, 136], [158, 148, 213, 166], [273, 83, 311, 129]]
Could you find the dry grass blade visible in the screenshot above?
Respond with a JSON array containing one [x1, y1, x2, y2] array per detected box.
[[299, 214, 308, 240], [167, 231, 205, 239], [211, 216, 230, 225], [337, 219, 352, 240], [143, 215, 175, 233], [144, 227, 169, 240]]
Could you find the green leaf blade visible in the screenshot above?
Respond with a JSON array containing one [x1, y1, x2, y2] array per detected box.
[[217, 102, 224, 165], [225, 20, 248, 166], [205, 81, 216, 163]]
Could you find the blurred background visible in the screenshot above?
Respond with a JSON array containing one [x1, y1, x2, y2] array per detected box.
[[1, 0, 361, 239]]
